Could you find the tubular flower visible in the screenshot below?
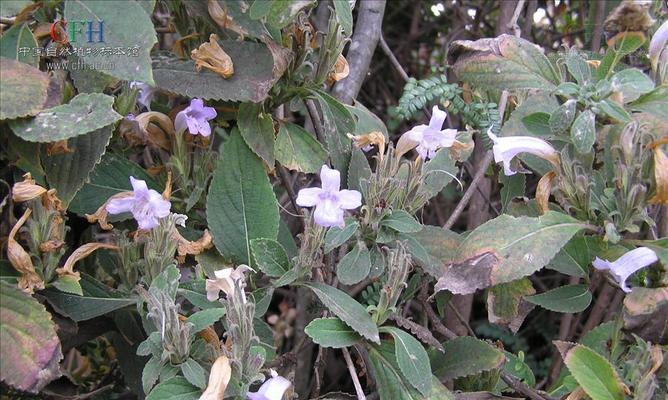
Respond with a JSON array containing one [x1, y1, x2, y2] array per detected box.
[[593, 247, 659, 293], [191, 33, 234, 78], [246, 370, 291, 400], [106, 177, 171, 230], [398, 105, 458, 160], [649, 20, 668, 73], [130, 81, 155, 110], [206, 265, 253, 303], [296, 165, 362, 228], [487, 128, 560, 176], [175, 98, 217, 137]]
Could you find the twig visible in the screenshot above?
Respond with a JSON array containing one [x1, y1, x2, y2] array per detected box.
[[342, 347, 367, 400], [421, 300, 457, 340], [447, 300, 477, 337], [331, 0, 387, 104], [277, 165, 300, 215], [442, 151, 494, 230], [507, 0, 527, 37], [590, 0, 606, 52], [500, 371, 556, 400], [304, 99, 326, 144], [379, 34, 409, 82]]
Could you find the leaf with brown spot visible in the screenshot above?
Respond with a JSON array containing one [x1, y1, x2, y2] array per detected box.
[[622, 287, 668, 344], [435, 212, 587, 295], [486, 278, 535, 333]]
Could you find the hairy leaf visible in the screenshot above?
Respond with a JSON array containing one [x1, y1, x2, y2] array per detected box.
[[0, 57, 50, 120], [304, 317, 362, 348], [0, 282, 63, 393], [145, 376, 200, 400], [431, 336, 504, 380], [206, 130, 279, 265], [275, 121, 328, 174], [10, 93, 122, 142], [250, 239, 290, 278], [384, 327, 432, 397], [336, 242, 371, 285], [238, 102, 275, 167], [0, 23, 38, 66]]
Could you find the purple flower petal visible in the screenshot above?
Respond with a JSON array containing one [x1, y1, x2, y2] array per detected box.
[[296, 187, 323, 207], [320, 165, 341, 193], [337, 190, 362, 209], [314, 199, 345, 227], [428, 105, 447, 131], [106, 196, 134, 214]]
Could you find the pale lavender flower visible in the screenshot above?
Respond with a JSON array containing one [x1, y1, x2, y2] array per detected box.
[[175, 98, 217, 137], [402, 105, 458, 159], [593, 247, 658, 293], [130, 81, 155, 110], [649, 20, 668, 71], [487, 128, 560, 176], [296, 165, 362, 228], [106, 176, 171, 230], [247, 369, 291, 400], [205, 265, 252, 302]]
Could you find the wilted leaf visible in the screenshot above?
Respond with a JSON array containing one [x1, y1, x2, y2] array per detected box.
[[525, 284, 592, 313], [64, 0, 157, 84], [304, 317, 362, 348], [152, 39, 287, 102], [0, 57, 50, 120], [449, 35, 559, 91], [487, 278, 535, 333], [622, 287, 668, 344], [0, 281, 63, 393], [555, 341, 628, 400], [10, 93, 122, 142], [435, 212, 586, 294], [206, 130, 279, 265], [276, 122, 328, 174]]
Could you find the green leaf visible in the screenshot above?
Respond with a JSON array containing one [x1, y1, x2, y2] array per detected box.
[[526, 284, 592, 313], [51, 274, 84, 296], [68, 54, 116, 93], [64, 0, 157, 84], [383, 327, 432, 397], [502, 351, 536, 387], [0, 1, 31, 17], [369, 343, 455, 400], [0, 282, 63, 393], [42, 125, 113, 207], [150, 264, 180, 300], [347, 147, 372, 193], [548, 235, 602, 277], [266, 0, 315, 28], [555, 341, 627, 400], [275, 121, 328, 174], [309, 89, 355, 177], [570, 109, 596, 154], [68, 152, 159, 215], [610, 68, 654, 103], [250, 239, 290, 278], [238, 102, 275, 167], [598, 33, 645, 80], [249, 0, 272, 19], [629, 86, 668, 122], [207, 130, 279, 265], [142, 356, 162, 394], [565, 48, 591, 84], [499, 173, 526, 212], [0, 23, 38, 66], [346, 101, 388, 137], [336, 242, 371, 285], [303, 282, 379, 343], [422, 148, 457, 198], [0, 57, 50, 120], [549, 101, 577, 136], [381, 210, 422, 233], [186, 308, 226, 334], [431, 336, 504, 380], [10, 93, 122, 142], [145, 376, 200, 400], [304, 317, 362, 348], [42, 274, 136, 321], [487, 278, 535, 333], [324, 220, 359, 253], [451, 35, 559, 92], [435, 212, 587, 294], [152, 40, 283, 102], [333, 0, 353, 35], [522, 112, 552, 137], [180, 358, 207, 389], [596, 99, 631, 123], [252, 286, 274, 317], [409, 226, 461, 278]]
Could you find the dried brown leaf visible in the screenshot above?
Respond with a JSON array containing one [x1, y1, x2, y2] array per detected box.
[[191, 34, 234, 79], [56, 243, 119, 280], [12, 173, 47, 203], [200, 355, 231, 400], [536, 171, 557, 214], [8, 208, 44, 294]]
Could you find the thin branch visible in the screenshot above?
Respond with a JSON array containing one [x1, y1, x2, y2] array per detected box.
[[442, 151, 494, 230], [500, 371, 557, 400], [277, 165, 300, 215], [305, 99, 326, 144], [421, 300, 457, 340], [379, 34, 409, 82], [342, 347, 367, 400], [507, 0, 527, 37]]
